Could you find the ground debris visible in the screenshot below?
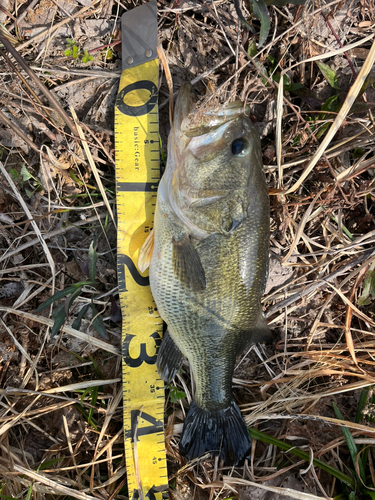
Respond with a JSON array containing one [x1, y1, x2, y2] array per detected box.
[[1, 0, 375, 498]]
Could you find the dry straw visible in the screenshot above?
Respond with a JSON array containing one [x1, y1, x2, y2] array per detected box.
[[276, 34, 375, 191]]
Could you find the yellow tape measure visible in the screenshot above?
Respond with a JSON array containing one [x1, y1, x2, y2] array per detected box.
[[115, 2, 168, 498]]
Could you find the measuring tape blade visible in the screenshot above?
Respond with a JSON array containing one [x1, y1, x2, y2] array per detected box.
[[115, 2, 168, 499]]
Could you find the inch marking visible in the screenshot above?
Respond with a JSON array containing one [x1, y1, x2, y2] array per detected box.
[[116, 45, 166, 498], [122, 331, 162, 368], [126, 410, 164, 441], [118, 254, 149, 289]]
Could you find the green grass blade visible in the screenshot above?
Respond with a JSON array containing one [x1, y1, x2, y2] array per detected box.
[[72, 304, 89, 331], [74, 404, 98, 430], [35, 286, 76, 313], [37, 457, 66, 470], [329, 213, 354, 241], [80, 387, 92, 405], [88, 386, 98, 426], [316, 61, 340, 90], [159, 135, 167, 166], [356, 388, 369, 423], [89, 355, 103, 379], [51, 307, 67, 337], [64, 286, 82, 316], [25, 481, 33, 500], [333, 402, 365, 484], [88, 240, 98, 282], [51, 302, 65, 320], [249, 427, 355, 489], [234, 0, 255, 33], [250, 0, 270, 47], [73, 280, 95, 287], [90, 304, 108, 339]]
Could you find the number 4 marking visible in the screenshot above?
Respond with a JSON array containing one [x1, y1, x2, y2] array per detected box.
[[131, 487, 169, 500], [126, 410, 163, 442]]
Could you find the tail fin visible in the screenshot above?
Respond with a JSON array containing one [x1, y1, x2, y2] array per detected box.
[[179, 401, 251, 465]]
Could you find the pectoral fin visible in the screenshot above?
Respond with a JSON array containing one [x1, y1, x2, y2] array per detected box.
[[138, 230, 154, 273], [172, 235, 206, 291], [157, 329, 184, 383]]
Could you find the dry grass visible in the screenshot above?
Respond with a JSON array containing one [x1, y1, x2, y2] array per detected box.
[[0, 0, 375, 498]]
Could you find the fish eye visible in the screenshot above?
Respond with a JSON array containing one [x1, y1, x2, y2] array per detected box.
[[231, 138, 248, 156]]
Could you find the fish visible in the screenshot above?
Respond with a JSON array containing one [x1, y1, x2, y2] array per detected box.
[[139, 83, 272, 464]]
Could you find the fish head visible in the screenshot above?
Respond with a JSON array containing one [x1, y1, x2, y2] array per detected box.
[[165, 84, 266, 236]]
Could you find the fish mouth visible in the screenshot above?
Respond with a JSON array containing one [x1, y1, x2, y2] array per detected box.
[[173, 83, 196, 134], [173, 83, 250, 138]]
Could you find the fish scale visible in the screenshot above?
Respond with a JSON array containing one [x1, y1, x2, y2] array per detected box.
[[141, 83, 272, 464], [153, 219, 267, 406]]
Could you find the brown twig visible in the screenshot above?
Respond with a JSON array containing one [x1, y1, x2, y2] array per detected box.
[[266, 248, 375, 318], [0, 109, 49, 160], [7, 0, 41, 32], [0, 35, 78, 136], [321, 12, 357, 79], [344, 265, 369, 366], [1, 50, 57, 126]]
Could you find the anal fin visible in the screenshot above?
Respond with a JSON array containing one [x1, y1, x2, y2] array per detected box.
[[172, 234, 206, 291], [157, 329, 184, 383]]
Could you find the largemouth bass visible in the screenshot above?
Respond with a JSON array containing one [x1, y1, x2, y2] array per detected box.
[[139, 83, 271, 464]]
